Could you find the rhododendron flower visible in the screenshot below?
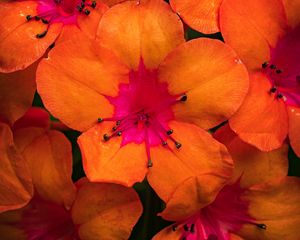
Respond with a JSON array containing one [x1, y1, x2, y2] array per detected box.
[[0, 108, 142, 239], [170, 0, 223, 34], [220, 0, 300, 156], [0, 122, 33, 213], [0, 0, 108, 72], [36, 0, 248, 205], [153, 124, 300, 240]]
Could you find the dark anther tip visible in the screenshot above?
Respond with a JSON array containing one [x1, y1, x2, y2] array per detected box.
[[162, 141, 167, 146], [275, 69, 282, 74], [277, 93, 283, 98], [103, 134, 110, 141], [270, 87, 277, 93], [270, 64, 276, 69], [172, 225, 177, 231], [36, 30, 48, 39], [49, 42, 55, 49], [262, 62, 268, 69], [91, 1, 97, 8], [175, 142, 182, 149], [112, 126, 117, 131], [34, 16, 41, 21], [41, 18, 49, 24], [190, 223, 195, 233], [147, 159, 153, 168], [183, 224, 189, 232], [256, 223, 267, 230], [84, 9, 91, 15], [117, 131, 122, 136], [166, 129, 173, 135], [180, 94, 187, 102], [80, 2, 85, 8], [77, 5, 83, 12], [97, 117, 103, 123], [26, 15, 32, 21], [116, 120, 121, 126]]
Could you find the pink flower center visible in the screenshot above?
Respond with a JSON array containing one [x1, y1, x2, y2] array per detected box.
[[262, 24, 300, 107], [20, 197, 78, 240], [23, 0, 97, 38], [98, 60, 187, 167], [172, 182, 266, 240]]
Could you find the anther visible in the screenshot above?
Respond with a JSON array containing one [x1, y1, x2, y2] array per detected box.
[[26, 15, 32, 21], [97, 117, 103, 123], [190, 224, 195, 233], [270, 64, 276, 69], [162, 141, 167, 146], [112, 126, 117, 131], [77, 5, 83, 12], [256, 223, 267, 230], [175, 142, 182, 149], [41, 18, 49, 24], [35, 16, 41, 21], [180, 94, 187, 102], [147, 159, 153, 168], [116, 120, 121, 126], [103, 134, 110, 141], [275, 69, 282, 74], [117, 131, 122, 136], [277, 93, 283, 98], [166, 129, 173, 135], [49, 42, 55, 49], [183, 224, 189, 232], [172, 225, 177, 231], [84, 9, 90, 15], [262, 62, 268, 69], [270, 87, 277, 93], [36, 30, 48, 38], [91, 1, 97, 8]]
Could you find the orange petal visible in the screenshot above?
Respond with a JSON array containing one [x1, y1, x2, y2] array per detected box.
[[152, 225, 181, 240], [147, 121, 233, 220], [0, 122, 33, 213], [238, 177, 300, 240], [13, 127, 76, 209], [96, 0, 184, 70], [0, 62, 37, 125], [78, 122, 148, 187], [220, 0, 287, 70], [288, 106, 300, 157], [158, 38, 249, 130], [72, 182, 143, 240], [229, 72, 288, 151], [170, 0, 222, 33], [36, 31, 128, 131], [100, 0, 125, 7], [13, 107, 50, 130], [0, 1, 62, 72], [214, 124, 288, 188], [283, 0, 300, 28]]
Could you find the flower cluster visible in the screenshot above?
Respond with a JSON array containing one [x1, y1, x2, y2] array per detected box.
[[0, 0, 299, 239]]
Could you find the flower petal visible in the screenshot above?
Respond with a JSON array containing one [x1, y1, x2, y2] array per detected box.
[[152, 225, 181, 240], [170, 0, 222, 33], [78, 122, 148, 187], [220, 0, 287, 70], [239, 177, 300, 240], [214, 124, 289, 188], [282, 0, 300, 28], [72, 181, 143, 240], [288, 106, 300, 157], [229, 72, 288, 151], [158, 38, 249, 130], [0, 62, 37, 125], [0, 1, 62, 72], [96, 0, 184, 70], [13, 127, 76, 209], [36, 31, 128, 131], [147, 121, 233, 220], [100, 0, 125, 7], [0, 122, 33, 213]]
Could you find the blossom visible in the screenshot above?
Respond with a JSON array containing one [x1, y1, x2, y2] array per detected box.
[[153, 124, 298, 240], [0, 108, 143, 239], [0, 0, 108, 72], [0, 122, 33, 213], [169, 0, 223, 34], [36, 0, 248, 206], [220, 0, 300, 156]]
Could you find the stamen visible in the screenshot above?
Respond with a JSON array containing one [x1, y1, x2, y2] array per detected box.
[[117, 131, 122, 136], [179, 94, 187, 102], [166, 129, 173, 135], [26, 15, 32, 21], [98, 117, 103, 123], [49, 42, 55, 49], [175, 142, 182, 149], [36, 30, 48, 38], [103, 134, 110, 141], [190, 224, 195, 233], [270, 87, 277, 93], [162, 141, 167, 146], [172, 225, 177, 231], [35, 16, 41, 21], [277, 93, 283, 98], [183, 224, 189, 232], [256, 223, 267, 230], [84, 9, 91, 15], [91, 1, 97, 8], [145, 127, 153, 168], [41, 18, 49, 24], [270, 64, 276, 69], [262, 62, 269, 69], [275, 69, 282, 74]]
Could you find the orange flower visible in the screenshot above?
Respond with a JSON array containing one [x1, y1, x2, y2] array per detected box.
[[153, 124, 297, 240], [0, 0, 108, 73], [220, 0, 300, 156], [36, 0, 248, 205], [0, 108, 142, 239], [170, 0, 223, 34]]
